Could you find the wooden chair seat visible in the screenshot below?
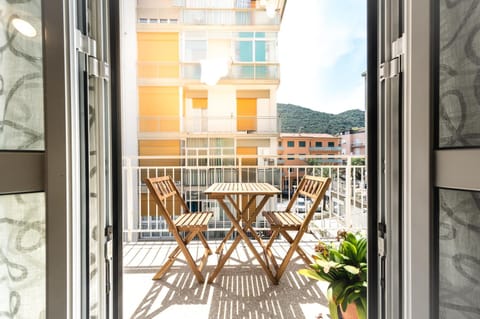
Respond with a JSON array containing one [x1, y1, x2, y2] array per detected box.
[[263, 211, 303, 231], [262, 175, 331, 283], [145, 176, 213, 283], [174, 212, 213, 231]]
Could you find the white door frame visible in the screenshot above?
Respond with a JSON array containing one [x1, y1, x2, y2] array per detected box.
[[402, 0, 431, 318]]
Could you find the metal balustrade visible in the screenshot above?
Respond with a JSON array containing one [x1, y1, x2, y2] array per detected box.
[[122, 155, 367, 242], [138, 115, 279, 134]]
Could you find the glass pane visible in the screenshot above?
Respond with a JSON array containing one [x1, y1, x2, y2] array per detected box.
[[438, 188, 480, 318], [0, 192, 45, 317], [0, 1, 44, 150], [438, 3, 480, 147]]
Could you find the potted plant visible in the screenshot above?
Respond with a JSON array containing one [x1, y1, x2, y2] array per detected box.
[[298, 230, 367, 319]]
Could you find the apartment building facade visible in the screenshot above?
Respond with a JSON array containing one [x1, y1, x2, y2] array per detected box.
[[121, 0, 287, 224], [340, 128, 366, 155], [278, 133, 341, 191], [123, 0, 285, 167]]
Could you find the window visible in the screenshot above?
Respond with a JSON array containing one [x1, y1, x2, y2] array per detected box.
[[299, 141, 306, 147], [328, 141, 335, 147], [278, 141, 282, 147], [287, 154, 294, 160], [287, 141, 294, 147], [315, 141, 323, 147], [234, 32, 278, 63], [299, 154, 306, 160]]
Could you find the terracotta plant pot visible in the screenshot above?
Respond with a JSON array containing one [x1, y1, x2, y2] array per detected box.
[[340, 303, 358, 319]]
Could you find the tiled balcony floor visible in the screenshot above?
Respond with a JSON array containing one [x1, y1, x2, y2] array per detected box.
[[123, 236, 330, 319]]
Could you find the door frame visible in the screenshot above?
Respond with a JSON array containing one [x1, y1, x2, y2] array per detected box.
[[44, 0, 72, 317], [366, 0, 379, 319], [402, 0, 431, 318], [109, 0, 124, 318]]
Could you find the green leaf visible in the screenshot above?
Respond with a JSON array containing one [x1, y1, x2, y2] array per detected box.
[[328, 301, 339, 319], [341, 241, 357, 260], [297, 269, 325, 282], [344, 265, 360, 275], [327, 289, 340, 319], [356, 299, 367, 319]]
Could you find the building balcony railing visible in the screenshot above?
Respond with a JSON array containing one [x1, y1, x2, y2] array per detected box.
[[352, 142, 366, 148], [138, 115, 279, 135], [137, 6, 281, 26], [122, 155, 367, 243], [137, 61, 280, 82], [309, 146, 342, 152]]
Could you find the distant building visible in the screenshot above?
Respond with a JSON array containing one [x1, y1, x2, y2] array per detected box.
[[278, 133, 341, 192], [340, 128, 366, 155]]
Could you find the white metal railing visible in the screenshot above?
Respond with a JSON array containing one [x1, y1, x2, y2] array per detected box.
[[137, 61, 280, 81], [122, 155, 367, 242], [138, 115, 279, 134], [137, 7, 280, 26]]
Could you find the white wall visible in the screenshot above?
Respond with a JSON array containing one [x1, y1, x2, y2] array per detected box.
[[207, 86, 236, 132]]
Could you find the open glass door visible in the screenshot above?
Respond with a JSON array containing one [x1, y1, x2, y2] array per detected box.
[[433, 1, 480, 317], [75, 0, 114, 317], [0, 1, 46, 317]]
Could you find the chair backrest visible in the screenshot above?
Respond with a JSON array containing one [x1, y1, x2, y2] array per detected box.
[[285, 175, 331, 227], [144, 176, 191, 227]]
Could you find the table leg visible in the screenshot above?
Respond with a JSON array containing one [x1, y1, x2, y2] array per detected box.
[[214, 194, 256, 254], [208, 195, 278, 284]]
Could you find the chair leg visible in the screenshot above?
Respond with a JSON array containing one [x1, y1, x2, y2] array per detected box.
[[281, 231, 312, 266], [198, 232, 212, 255], [152, 231, 198, 281], [275, 230, 305, 282], [174, 230, 206, 283]]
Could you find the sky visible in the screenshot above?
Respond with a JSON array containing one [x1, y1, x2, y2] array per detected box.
[[277, 0, 367, 114]]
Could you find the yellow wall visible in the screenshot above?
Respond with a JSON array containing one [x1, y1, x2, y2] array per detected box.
[[237, 145, 258, 216], [236, 146, 257, 166], [139, 86, 179, 132], [137, 32, 179, 78], [237, 98, 257, 131], [192, 98, 208, 109], [139, 140, 181, 166]]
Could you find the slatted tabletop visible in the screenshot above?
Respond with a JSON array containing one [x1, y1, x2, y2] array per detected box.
[[204, 182, 281, 195]]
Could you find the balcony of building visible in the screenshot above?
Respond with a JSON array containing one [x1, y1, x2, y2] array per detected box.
[[138, 115, 280, 138], [137, 61, 281, 84], [351, 142, 366, 148], [122, 154, 367, 318], [309, 146, 343, 153], [136, 0, 286, 27]]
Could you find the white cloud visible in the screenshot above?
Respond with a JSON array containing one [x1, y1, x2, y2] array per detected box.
[[277, 0, 366, 114]]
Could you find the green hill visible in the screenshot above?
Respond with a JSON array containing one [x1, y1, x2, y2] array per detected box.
[[278, 103, 365, 135]]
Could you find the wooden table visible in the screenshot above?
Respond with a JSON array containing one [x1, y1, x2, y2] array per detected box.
[[205, 182, 281, 284]]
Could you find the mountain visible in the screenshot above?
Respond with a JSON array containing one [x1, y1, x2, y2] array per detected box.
[[277, 103, 365, 135]]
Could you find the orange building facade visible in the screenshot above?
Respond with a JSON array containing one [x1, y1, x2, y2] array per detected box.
[[278, 133, 341, 192]]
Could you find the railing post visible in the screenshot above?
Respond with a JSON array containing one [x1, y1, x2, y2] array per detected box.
[[345, 157, 352, 228], [125, 156, 134, 242]]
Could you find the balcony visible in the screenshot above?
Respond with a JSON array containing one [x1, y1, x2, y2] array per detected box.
[[137, 5, 281, 27], [138, 115, 279, 137], [123, 155, 366, 317], [123, 155, 367, 241], [123, 238, 329, 318], [137, 61, 280, 82], [309, 146, 342, 152], [352, 142, 366, 148]]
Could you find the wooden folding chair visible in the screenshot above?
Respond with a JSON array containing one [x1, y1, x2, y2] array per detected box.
[[262, 175, 331, 282], [145, 176, 213, 283]]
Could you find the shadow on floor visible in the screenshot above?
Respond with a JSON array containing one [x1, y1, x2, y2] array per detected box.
[[129, 263, 328, 319]]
